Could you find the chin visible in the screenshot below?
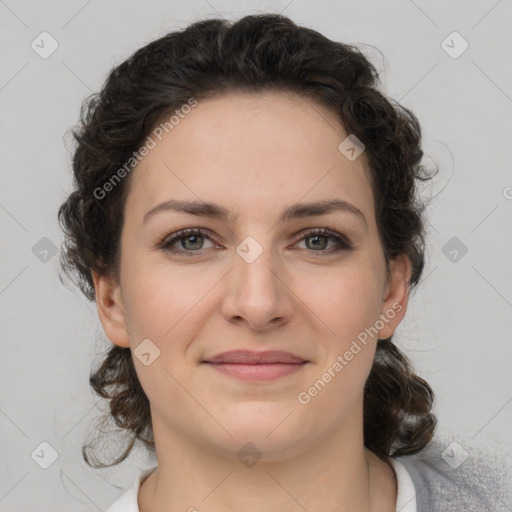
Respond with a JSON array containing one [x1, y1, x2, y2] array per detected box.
[[206, 412, 312, 457]]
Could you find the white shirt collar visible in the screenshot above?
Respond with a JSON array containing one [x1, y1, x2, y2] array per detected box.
[[390, 457, 418, 512]]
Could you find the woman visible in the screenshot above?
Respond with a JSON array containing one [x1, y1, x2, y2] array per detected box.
[[58, 13, 511, 512]]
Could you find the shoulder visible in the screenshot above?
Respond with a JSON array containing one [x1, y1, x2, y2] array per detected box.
[[393, 429, 512, 512]]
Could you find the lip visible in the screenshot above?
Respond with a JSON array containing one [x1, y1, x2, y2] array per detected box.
[[203, 350, 308, 364], [202, 350, 309, 382]]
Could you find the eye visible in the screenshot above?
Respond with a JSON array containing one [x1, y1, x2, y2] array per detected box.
[[158, 227, 353, 256], [159, 228, 217, 255], [293, 227, 353, 254]]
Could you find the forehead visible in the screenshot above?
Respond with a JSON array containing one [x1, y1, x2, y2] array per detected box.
[[125, 91, 374, 224]]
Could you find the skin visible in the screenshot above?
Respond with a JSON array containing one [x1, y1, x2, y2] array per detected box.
[[93, 90, 412, 512]]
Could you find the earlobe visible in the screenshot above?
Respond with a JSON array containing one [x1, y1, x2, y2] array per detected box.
[[92, 270, 131, 348], [378, 254, 412, 339]]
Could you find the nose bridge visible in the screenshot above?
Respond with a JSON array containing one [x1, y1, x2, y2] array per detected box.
[[235, 233, 280, 294], [222, 231, 291, 328]]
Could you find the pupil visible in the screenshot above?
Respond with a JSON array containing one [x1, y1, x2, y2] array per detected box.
[[308, 235, 326, 250], [184, 235, 202, 249]]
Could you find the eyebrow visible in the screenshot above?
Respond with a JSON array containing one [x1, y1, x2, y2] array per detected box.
[[143, 198, 367, 228]]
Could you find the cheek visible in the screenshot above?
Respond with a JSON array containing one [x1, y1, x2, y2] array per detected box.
[[295, 258, 384, 394], [295, 269, 382, 415], [120, 243, 178, 328], [119, 260, 204, 408], [299, 260, 385, 340], [121, 252, 218, 350]]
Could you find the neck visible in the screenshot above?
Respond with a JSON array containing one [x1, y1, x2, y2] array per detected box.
[[138, 409, 397, 512]]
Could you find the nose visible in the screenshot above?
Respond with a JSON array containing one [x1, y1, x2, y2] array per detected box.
[[220, 238, 294, 331]]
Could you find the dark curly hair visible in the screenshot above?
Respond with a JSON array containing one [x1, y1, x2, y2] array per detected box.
[[58, 13, 438, 469]]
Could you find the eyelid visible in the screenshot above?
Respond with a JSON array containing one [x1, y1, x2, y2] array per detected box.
[[158, 226, 353, 255], [158, 227, 218, 250], [293, 227, 353, 248]]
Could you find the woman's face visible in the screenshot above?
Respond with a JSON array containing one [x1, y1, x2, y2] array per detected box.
[[94, 90, 411, 458]]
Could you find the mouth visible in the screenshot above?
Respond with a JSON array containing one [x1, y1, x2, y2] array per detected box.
[[202, 350, 309, 382], [203, 350, 308, 365]]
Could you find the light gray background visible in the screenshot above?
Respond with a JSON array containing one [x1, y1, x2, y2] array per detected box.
[[1, 0, 511, 510]]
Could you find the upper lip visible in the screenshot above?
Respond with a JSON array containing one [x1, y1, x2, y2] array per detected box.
[[203, 350, 308, 364]]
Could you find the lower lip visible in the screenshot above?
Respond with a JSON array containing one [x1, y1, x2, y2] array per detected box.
[[204, 362, 307, 381]]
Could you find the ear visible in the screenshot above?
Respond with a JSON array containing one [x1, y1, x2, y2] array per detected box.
[[92, 270, 130, 348], [377, 253, 412, 339]]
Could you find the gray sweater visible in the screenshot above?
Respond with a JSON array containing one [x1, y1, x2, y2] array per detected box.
[[393, 430, 512, 511]]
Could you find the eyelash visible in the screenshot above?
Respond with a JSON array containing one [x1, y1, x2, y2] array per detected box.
[[158, 227, 353, 256]]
